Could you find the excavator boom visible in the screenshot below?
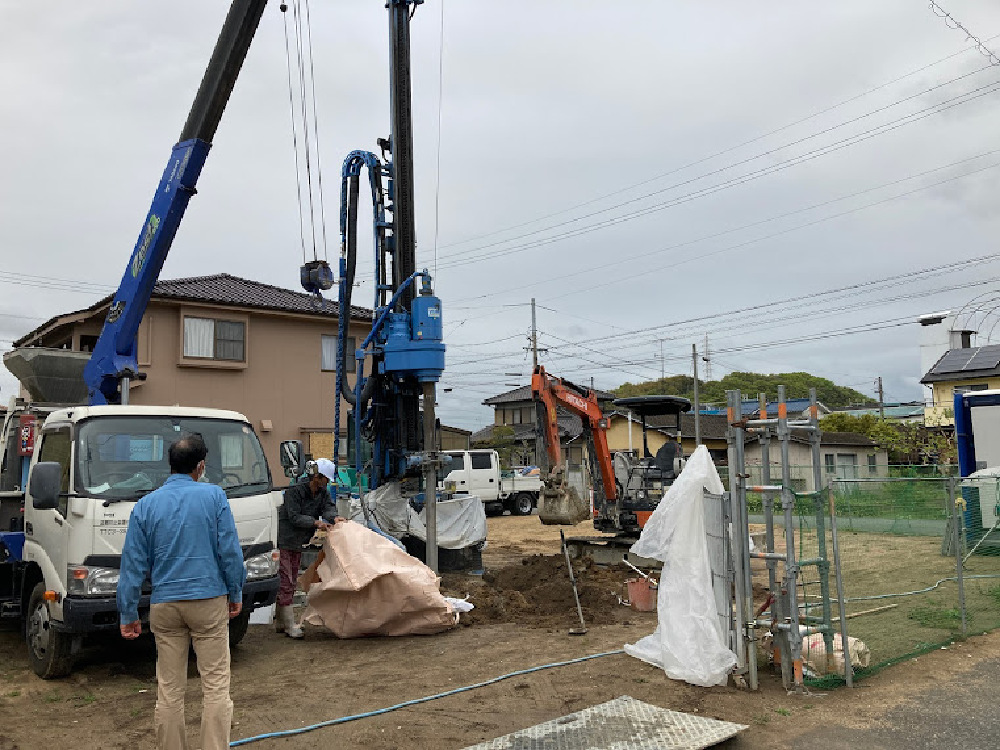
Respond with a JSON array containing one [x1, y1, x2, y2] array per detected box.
[[531, 365, 616, 525]]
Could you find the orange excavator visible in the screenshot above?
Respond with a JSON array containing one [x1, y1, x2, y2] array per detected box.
[[531, 365, 692, 537]]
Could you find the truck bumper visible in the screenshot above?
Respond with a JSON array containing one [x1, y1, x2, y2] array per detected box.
[[55, 576, 280, 634]]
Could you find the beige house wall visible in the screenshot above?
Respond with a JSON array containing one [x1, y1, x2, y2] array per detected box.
[[926, 377, 1000, 427], [605, 415, 727, 457], [36, 300, 368, 482]]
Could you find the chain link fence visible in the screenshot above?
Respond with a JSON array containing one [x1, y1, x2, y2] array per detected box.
[[748, 477, 1000, 687]]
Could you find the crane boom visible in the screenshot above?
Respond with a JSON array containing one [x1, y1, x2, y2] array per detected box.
[[83, 0, 267, 405]]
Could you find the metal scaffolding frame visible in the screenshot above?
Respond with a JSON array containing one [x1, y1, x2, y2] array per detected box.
[[726, 387, 853, 691]]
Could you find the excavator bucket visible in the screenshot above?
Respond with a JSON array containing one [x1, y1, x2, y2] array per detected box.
[[538, 466, 590, 525]]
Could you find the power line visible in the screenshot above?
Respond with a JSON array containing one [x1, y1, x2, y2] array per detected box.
[[437, 33, 1000, 252], [439, 67, 1000, 270], [452, 148, 1000, 305]]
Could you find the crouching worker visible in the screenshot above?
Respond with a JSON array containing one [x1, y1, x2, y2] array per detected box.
[[276, 457, 341, 638]]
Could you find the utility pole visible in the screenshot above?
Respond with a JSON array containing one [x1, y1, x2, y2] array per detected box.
[[876, 376, 885, 420], [703, 333, 712, 380], [531, 297, 538, 369], [692, 344, 701, 446], [660, 340, 665, 383]]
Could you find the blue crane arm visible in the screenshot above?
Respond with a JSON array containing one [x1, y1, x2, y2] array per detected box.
[[83, 139, 211, 405], [81, 0, 267, 406]]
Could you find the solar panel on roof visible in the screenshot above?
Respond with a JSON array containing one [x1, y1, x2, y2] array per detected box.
[[933, 349, 975, 374], [963, 345, 1000, 372]]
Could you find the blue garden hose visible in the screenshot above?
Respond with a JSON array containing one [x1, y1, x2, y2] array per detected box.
[[229, 649, 625, 746]]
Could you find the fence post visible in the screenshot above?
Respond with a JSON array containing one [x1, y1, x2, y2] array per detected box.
[[950, 478, 967, 636]]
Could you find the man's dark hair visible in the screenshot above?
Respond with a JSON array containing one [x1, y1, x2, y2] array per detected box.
[[169, 434, 208, 475]]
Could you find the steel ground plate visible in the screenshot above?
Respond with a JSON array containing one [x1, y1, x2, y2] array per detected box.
[[462, 695, 747, 750]]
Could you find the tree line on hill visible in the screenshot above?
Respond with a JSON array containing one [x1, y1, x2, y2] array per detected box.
[[614, 371, 875, 409]]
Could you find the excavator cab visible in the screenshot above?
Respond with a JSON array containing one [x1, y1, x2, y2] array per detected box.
[[599, 395, 691, 535]]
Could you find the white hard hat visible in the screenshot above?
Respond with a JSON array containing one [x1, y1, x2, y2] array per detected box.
[[314, 458, 337, 481]]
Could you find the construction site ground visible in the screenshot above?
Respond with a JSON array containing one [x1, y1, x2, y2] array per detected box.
[[0, 515, 998, 749]]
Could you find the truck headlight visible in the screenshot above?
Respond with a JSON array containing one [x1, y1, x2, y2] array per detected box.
[[67, 565, 120, 597], [245, 550, 279, 580]]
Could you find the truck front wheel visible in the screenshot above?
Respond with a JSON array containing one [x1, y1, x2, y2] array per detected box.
[[511, 493, 535, 516], [26, 583, 73, 679], [228, 608, 251, 647]]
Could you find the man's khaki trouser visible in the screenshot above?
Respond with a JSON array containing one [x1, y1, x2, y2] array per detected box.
[[150, 596, 232, 750]]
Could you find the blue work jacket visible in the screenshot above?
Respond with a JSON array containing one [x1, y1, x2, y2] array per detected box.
[[117, 474, 246, 624]]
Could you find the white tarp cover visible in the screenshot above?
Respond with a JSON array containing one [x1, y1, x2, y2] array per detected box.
[[340, 483, 487, 549], [624, 445, 737, 687]]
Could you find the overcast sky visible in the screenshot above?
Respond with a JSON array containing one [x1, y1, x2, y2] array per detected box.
[[3, 1, 1000, 430]]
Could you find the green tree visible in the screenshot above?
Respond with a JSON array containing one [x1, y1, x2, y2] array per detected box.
[[614, 371, 873, 408], [481, 425, 517, 469]]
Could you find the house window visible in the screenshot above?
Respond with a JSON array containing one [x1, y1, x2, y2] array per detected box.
[[824, 454, 835, 474], [183, 317, 245, 361], [954, 384, 989, 395], [321, 335, 356, 373], [78, 335, 99, 353], [511, 408, 522, 425], [868, 454, 877, 474]]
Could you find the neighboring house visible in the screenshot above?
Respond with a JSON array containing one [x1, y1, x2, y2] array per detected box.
[[920, 344, 1000, 427], [472, 384, 616, 469], [744, 431, 888, 491], [604, 410, 729, 464], [439, 425, 472, 451], [13, 273, 375, 478], [826, 403, 925, 424], [701, 398, 831, 419]]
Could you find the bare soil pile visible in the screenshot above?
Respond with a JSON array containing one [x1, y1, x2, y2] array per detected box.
[[442, 554, 649, 629]]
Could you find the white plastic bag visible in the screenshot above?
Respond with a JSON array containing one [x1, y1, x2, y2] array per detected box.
[[624, 446, 737, 687]]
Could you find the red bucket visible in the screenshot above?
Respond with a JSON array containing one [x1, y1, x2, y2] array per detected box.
[[626, 577, 657, 612]]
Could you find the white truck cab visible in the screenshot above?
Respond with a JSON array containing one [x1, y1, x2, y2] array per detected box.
[[441, 449, 542, 517], [17, 404, 280, 678]]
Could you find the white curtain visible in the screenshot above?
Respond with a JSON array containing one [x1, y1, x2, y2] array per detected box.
[[184, 317, 214, 357], [321, 335, 337, 371]]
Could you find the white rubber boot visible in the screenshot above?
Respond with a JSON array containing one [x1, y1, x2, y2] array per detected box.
[[277, 605, 304, 639]]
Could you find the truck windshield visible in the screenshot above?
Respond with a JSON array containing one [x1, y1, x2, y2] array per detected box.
[[75, 416, 271, 501]]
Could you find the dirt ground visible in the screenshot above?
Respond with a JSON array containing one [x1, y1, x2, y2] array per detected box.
[[0, 515, 998, 750]]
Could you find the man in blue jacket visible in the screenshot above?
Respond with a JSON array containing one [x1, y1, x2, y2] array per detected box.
[[117, 433, 246, 750]]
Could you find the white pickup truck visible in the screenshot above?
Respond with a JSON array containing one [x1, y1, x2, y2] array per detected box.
[[441, 449, 542, 517]]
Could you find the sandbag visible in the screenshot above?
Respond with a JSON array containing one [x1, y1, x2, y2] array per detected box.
[[299, 521, 458, 637], [802, 632, 870, 676]]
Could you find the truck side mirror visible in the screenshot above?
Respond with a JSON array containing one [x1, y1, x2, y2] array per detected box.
[[29, 462, 62, 510], [279, 440, 305, 479]]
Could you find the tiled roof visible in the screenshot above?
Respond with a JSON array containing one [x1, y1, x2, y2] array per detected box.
[[470, 413, 581, 444], [483, 384, 616, 406], [152, 274, 372, 319], [15, 273, 372, 346]]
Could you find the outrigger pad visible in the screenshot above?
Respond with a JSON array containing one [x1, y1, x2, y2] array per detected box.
[[538, 485, 589, 525]]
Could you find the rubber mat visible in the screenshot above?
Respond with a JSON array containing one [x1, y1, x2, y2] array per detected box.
[[463, 695, 746, 750]]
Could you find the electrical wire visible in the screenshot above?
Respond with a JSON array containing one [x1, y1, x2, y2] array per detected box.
[[438, 68, 1000, 269], [929, 2, 1000, 66], [452, 149, 1000, 305], [228, 650, 625, 746], [437, 32, 1000, 252]]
